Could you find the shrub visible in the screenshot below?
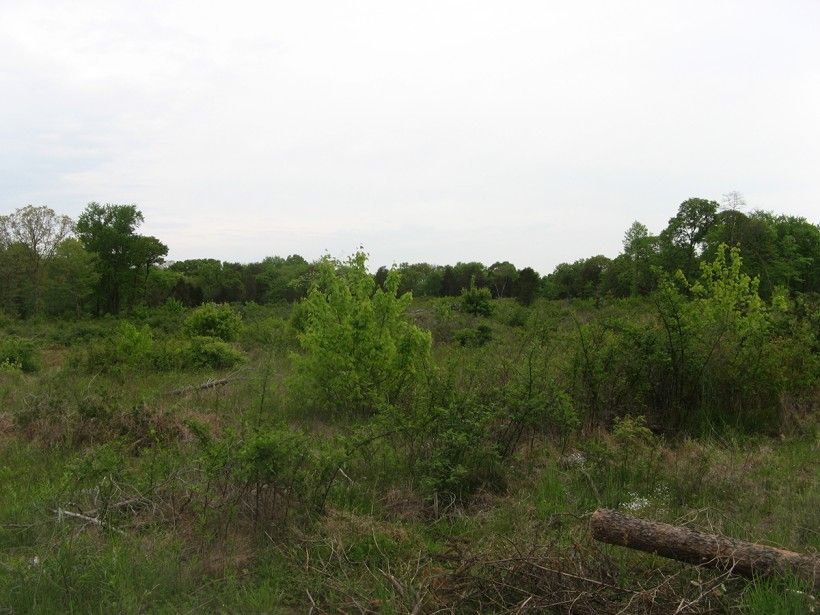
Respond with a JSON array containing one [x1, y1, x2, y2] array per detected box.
[[144, 299, 187, 333], [654, 245, 778, 430], [113, 322, 154, 358], [190, 423, 335, 523], [492, 299, 528, 327], [183, 303, 242, 341], [403, 396, 505, 500], [454, 324, 493, 347], [496, 340, 580, 455], [611, 414, 655, 448], [183, 336, 244, 369], [75, 322, 154, 373], [570, 246, 802, 432], [240, 315, 292, 349], [291, 252, 431, 417], [0, 336, 39, 372], [459, 279, 493, 317], [75, 322, 243, 372]]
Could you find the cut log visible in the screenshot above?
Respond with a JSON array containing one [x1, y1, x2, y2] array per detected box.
[[590, 508, 818, 587]]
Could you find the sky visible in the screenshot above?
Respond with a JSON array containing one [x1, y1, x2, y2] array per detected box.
[[1, 1, 819, 274]]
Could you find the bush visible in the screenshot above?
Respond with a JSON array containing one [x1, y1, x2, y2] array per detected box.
[[190, 423, 336, 523], [291, 253, 431, 417], [240, 315, 292, 349], [75, 322, 154, 373], [570, 246, 807, 432], [398, 393, 505, 500], [183, 336, 244, 369], [454, 324, 493, 347], [144, 299, 187, 333], [492, 299, 528, 327], [75, 321, 243, 373], [459, 279, 493, 317], [183, 303, 242, 341], [0, 336, 39, 372]]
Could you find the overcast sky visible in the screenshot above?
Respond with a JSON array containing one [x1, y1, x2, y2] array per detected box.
[[1, 1, 818, 273]]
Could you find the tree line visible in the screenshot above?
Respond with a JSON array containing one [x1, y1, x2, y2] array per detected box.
[[1, 194, 818, 318]]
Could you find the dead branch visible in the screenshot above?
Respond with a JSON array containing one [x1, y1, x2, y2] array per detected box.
[[166, 377, 234, 396], [52, 508, 125, 535]]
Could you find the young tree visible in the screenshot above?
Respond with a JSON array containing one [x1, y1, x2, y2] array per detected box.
[[622, 221, 656, 295], [292, 252, 431, 416]]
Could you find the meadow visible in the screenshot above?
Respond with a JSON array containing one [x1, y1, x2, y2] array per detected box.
[[1, 247, 817, 613]]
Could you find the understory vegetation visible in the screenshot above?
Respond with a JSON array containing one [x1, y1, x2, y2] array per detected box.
[[0, 200, 818, 613]]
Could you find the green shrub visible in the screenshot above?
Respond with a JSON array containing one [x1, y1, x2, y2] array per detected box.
[[652, 245, 781, 430], [183, 302, 242, 341], [190, 424, 335, 523], [406, 397, 505, 499], [240, 315, 292, 349], [570, 246, 803, 433], [147, 337, 188, 371], [611, 414, 655, 448], [183, 335, 244, 369], [75, 322, 154, 373], [291, 252, 431, 417], [114, 321, 154, 358], [144, 298, 187, 332], [459, 279, 493, 317], [493, 299, 528, 327], [0, 336, 39, 372], [454, 324, 493, 347]]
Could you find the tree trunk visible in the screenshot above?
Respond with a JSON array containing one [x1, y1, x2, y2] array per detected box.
[[590, 508, 818, 587]]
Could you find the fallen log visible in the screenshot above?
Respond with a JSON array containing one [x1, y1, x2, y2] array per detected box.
[[590, 508, 818, 587]]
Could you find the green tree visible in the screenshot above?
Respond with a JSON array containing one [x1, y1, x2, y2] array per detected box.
[[43, 238, 99, 317], [441, 265, 459, 296], [514, 267, 540, 305], [76, 203, 143, 314], [659, 198, 719, 276], [488, 261, 518, 298], [258, 254, 311, 303], [622, 220, 656, 295], [130, 235, 169, 303], [0, 205, 74, 313], [704, 211, 820, 296], [545, 256, 610, 300], [0, 243, 36, 317], [452, 262, 488, 292]]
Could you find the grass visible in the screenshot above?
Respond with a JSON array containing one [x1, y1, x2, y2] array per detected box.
[[0, 297, 817, 613]]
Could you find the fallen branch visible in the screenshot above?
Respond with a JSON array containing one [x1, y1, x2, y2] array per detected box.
[[166, 377, 234, 396], [85, 497, 146, 517], [591, 508, 818, 587], [52, 508, 125, 535]]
